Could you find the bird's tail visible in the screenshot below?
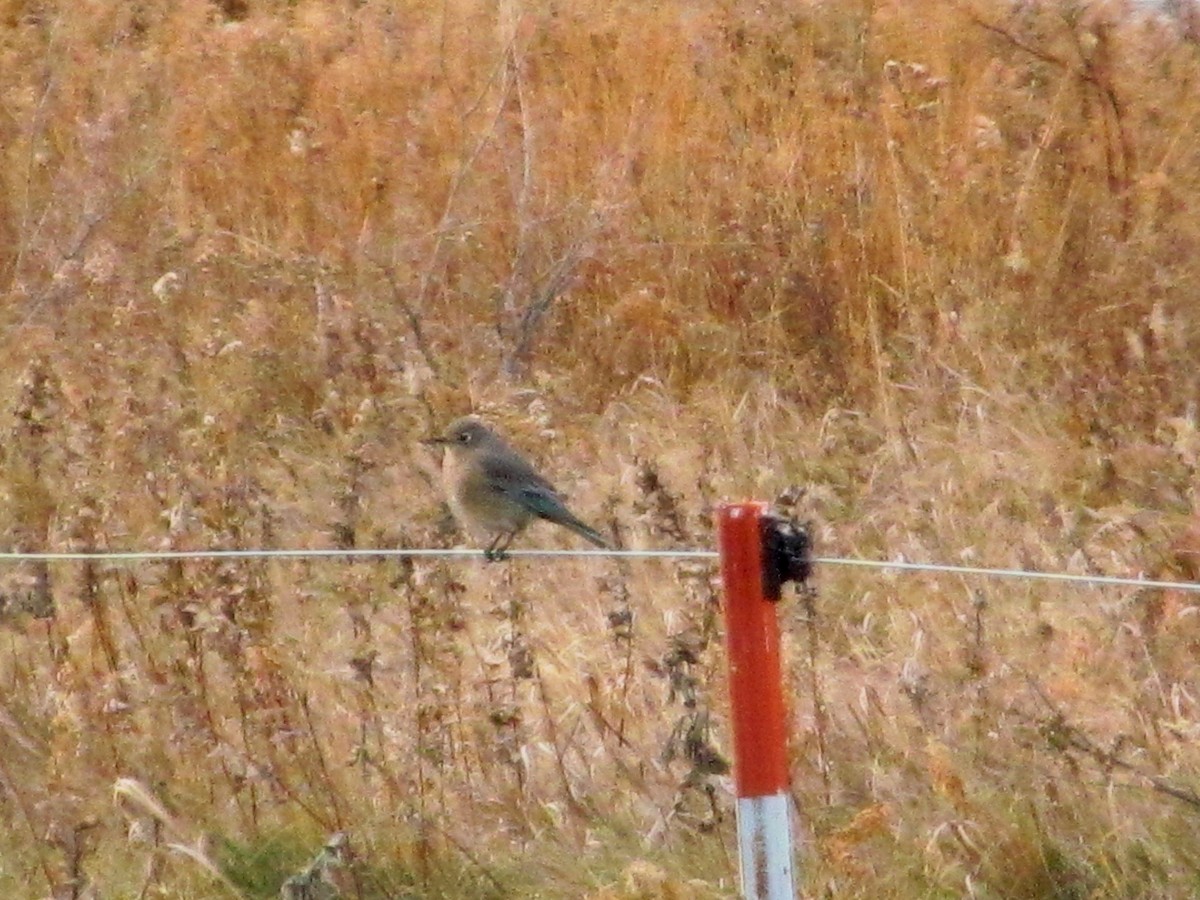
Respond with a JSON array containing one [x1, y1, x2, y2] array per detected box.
[[520, 487, 611, 548], [560, 515, 610, 549]]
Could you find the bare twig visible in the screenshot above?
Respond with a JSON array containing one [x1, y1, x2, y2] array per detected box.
[[1023, 674, 1200, 811]]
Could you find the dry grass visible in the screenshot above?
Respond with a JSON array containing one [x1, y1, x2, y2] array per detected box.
[[0, 0, 1199, 897]]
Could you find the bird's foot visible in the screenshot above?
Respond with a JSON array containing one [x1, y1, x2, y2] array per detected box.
[[484, 548, 510, 563]]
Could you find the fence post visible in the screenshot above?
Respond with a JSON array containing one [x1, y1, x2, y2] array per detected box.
[[718, 502, 796, 899]]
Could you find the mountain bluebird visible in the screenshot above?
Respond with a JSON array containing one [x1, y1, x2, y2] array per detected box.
[[423, 416, 610, 559]]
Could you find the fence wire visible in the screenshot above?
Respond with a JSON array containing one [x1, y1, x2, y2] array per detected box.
[[0, 547, 1196, 593]]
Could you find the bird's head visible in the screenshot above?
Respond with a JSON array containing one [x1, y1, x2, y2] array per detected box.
[[421, 416, 498, 456]]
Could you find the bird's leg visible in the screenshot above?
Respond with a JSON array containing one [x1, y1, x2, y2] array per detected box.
[[484, 533, 502, 561], [484, 531, 515, 562]]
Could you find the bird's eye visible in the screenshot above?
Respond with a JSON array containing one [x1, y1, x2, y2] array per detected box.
[[458, 432, 471, 443]]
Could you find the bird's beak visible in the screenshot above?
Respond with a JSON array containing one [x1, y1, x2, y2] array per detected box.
[[420, 435, 450, 446]]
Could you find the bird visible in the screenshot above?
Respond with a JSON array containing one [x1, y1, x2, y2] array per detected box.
[[422, 416, 610, 560]]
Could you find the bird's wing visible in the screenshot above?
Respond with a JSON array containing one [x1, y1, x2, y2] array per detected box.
[[480, 451, 609, 547], [480, 454, 559, 497], [479, 455, 570, 518]]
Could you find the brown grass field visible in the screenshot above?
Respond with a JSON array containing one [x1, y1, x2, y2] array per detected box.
[[1, 0, 1199, 896]]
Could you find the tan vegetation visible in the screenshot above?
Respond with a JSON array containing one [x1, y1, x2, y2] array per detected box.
[[1, 0, 1198, 896]]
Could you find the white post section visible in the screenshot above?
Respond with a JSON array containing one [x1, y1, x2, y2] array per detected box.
[[736, 794, 794, 898]]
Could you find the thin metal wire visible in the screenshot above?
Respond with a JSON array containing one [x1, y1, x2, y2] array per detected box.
[[0, 548, 710, 562], [814, 557, 1200, 593], [0, 546, 1196, 593]]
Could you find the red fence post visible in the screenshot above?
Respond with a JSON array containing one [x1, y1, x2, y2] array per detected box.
[[718, 502, 796, 899]]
